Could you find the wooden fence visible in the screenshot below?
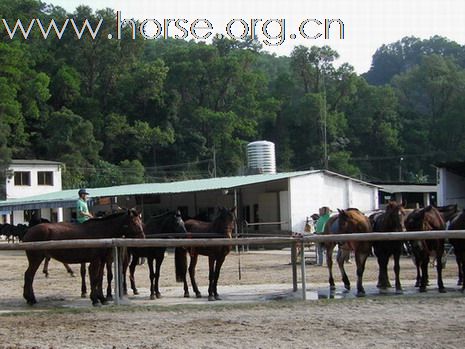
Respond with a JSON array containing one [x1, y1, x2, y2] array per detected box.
[[1, 230, 465, 303]]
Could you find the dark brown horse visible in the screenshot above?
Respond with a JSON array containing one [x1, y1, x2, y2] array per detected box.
[[175, 207, 235, 301], [447, 209, 465, 290], [22, 209, 145, 306], [122, 211, 187, 299], [324, 208, 372, 297], [369, 201, 406, 293], [404, 205, 446, 293]]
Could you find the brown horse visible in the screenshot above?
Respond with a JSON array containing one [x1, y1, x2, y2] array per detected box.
[[404, 205, 446, 293], [369, 201, 406, 293], [175, 207, 235, 301], [22, 209, 145, 306], [324, 208, 372, 297], [447, 209, 465, 290]]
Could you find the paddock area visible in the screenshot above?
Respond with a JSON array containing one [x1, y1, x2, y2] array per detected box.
[[0, 247, 464, 348]]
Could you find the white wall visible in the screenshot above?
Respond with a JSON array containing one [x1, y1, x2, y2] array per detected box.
[[438, 168, 465, 208], [6, 163, 62, 199], [289, 173, 378, 233]]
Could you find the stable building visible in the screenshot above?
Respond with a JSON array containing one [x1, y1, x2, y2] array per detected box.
[[1, 159, 63, 225], [0, 170, 379, 234], [437, 161, 465, 208]]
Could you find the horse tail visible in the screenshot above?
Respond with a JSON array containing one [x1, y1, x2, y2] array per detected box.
[[174, 247, 187, 282]]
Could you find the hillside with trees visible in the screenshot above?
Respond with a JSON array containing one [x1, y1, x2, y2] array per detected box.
[[1, 0, 465, 193]]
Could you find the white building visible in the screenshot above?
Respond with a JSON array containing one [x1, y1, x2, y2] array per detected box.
[[437, 161, 465, 208], [0, 170, 379, 233], [2, 159, 63, 224]]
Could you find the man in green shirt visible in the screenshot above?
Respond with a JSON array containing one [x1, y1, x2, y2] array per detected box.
[[315, 206, 331, 266], [76, 189, 93, 223]]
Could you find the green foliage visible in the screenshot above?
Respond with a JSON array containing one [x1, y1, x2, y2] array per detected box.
[[1, 0, 465, 186]]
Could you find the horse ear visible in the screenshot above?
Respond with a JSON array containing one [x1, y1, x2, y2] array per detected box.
[[337, 209, 344, 215]]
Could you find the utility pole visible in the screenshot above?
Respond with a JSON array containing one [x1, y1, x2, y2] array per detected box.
[[212, 146, 217, 178]]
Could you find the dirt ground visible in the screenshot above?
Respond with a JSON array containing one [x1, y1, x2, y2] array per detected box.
[[0, 244, 464, 349]]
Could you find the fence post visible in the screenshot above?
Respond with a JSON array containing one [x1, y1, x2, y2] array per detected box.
[[291, 241, 298, 292], [113, 245, 120, 305], [300, 241, 307, 300]]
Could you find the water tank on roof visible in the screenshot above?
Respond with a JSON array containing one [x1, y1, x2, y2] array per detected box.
[[247, 141, 276, 174]]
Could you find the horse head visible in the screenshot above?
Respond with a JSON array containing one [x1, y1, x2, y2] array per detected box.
[[124, 208, 145, 238], [421, 206, 445, 231], [337, 208, 371, 233], [384, 201, 406, 232], [215, 206, 236, 238]]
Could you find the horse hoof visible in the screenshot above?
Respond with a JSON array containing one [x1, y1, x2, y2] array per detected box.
[[356, 291, 366, 297], [184, 293, 190, 298], [395, 289, 403, 295], [195, 293, 202, 299], [133, 290, 139, 295], [329, 285, 336, 291], [106, 296, 113, 302], [414, 282, 420, 288], [439, 288, 447, 294], [92, 302, 101, 307], [156, 293, 161, 299], [208, 296, 215, 301], [214, 295, 221, 300], [150, 294, 155, 300], [344, 285, 351, 291], [27, 299, 37, 305], [419, 287, 427, 293], [101, 300, 108, 305], [81, 293, 87, 299]]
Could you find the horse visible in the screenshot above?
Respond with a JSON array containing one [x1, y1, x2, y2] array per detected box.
[[22, 209, 145, 306], [122, 210, 187, 300], [175, 207, 236, 301], [404, 205, 446, 293], [369, 201, 406, 293], [447, 209, 465, 290], [324, 208, 372, 297]]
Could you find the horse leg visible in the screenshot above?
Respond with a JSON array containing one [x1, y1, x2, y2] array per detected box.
[[376, 253, 389, 291], [212, 255, 226, 301], [42, 256, 50, 278], [436, 252, 446, 293], [129, 255, 139, 295], [189, 252, 201, 298], [153, 249, 165, 299], [23, 251, 45, 305], [456, 254, 463, 286], [337, 246, 351, 291], [355, 244, 370, 297], [63, 263, 75, 277], [419, 255, 429, 292], [148, 257, 156, 300], [393, 250, 403, 294], [326, 243, 336, 291], [105, 258, 113, 301], [80, 263, 87, 298], [208, 256, 216, 301], [88, 261, 101, 306]]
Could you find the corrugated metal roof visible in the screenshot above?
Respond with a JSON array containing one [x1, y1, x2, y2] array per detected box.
[[380, 184, 438, 194], [10, 159, 62, 166], [0, 170, 378, 211]]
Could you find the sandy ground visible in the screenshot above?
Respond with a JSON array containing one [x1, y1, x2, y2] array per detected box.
[[0, 244, 465, 348]]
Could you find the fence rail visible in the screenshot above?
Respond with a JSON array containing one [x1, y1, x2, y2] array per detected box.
[[2, 230, 465, 304]]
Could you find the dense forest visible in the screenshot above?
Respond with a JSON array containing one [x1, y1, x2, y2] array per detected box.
[[1, 0, 465, 194]]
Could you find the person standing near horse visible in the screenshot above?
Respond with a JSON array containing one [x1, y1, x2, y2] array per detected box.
[[76, 189, 93, 223], [315, 207, 331, 266]]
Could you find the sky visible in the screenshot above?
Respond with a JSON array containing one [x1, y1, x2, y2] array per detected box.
[[50, 0, 465, 74]]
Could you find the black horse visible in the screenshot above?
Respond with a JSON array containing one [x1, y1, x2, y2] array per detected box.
[[122, 211, 187, 299], [23, 209, 145, 306], [447, 209, 465, 290], [175, 207, 236, 301], [370, 201, 406, 293]]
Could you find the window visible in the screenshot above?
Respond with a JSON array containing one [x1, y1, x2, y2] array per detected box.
[[14, 172, 31, 186], [38, 171, 54, 186]]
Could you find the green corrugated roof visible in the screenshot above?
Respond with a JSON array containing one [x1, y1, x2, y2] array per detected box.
[[0, 170, 378, 211]]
